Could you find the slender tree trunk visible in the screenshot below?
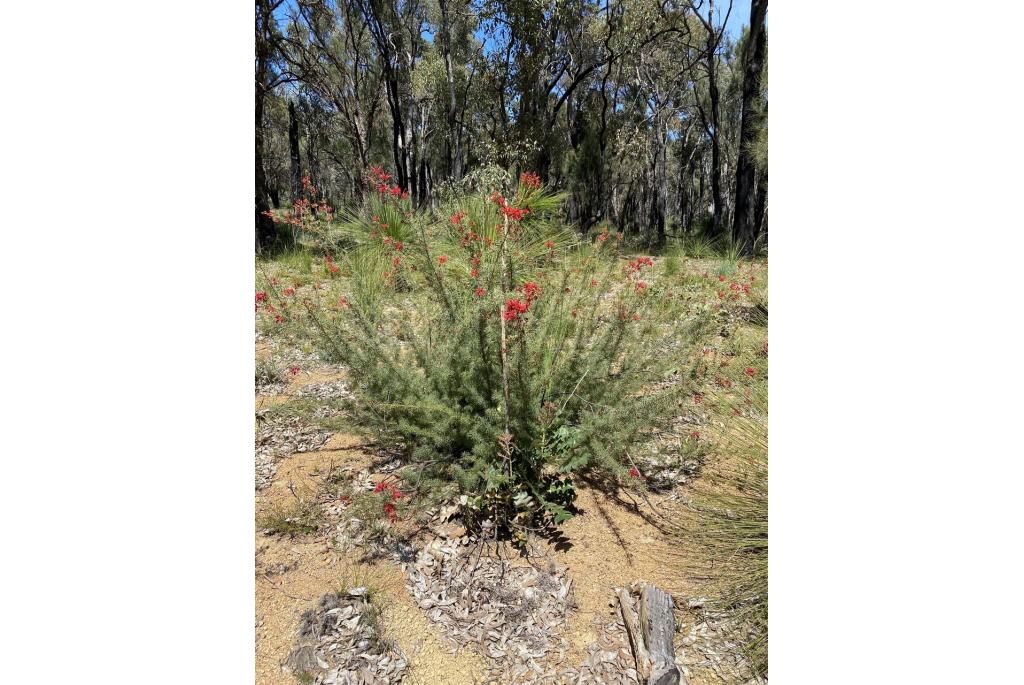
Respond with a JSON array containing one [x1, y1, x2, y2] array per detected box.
[[255, 70, 275, 250], [754, 161, 768, 246], [651, 115, 668, 247], [288, 99, 302, 202], [439, 0, 462, 181], [699, 1, 725, 239], [254, 0, 278, 252], [707, 59, 724, 236], [731, 0, 768, 255]]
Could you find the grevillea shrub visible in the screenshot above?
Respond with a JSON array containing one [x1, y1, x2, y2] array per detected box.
[[303, 170, 700, 541]]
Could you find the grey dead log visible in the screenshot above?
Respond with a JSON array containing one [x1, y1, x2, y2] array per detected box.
[[618, 588, 652, 680], [619, 584, 685, 685]]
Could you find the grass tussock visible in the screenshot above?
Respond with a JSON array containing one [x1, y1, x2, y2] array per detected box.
[[258, 496, 324, 536], [668, 387, 767, 681]]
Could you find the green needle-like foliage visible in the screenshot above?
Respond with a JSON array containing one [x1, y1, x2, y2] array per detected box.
[[301, 169, 700, 541]]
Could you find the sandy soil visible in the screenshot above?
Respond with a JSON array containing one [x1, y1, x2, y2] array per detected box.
[[256, 356, 732, 685], [256, 425, 487, 685]]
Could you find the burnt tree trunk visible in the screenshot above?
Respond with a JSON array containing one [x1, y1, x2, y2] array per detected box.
[[254, 2, 276, 252], [731, 0, 768, 255]]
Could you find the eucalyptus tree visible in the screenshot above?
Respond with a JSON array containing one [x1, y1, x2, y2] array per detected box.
[[278, 0, 384, 177], [256, 0, 288, 250], [253, 0, 767, 249], [731, 0, 767, 255], [687, 0, 732, 238]]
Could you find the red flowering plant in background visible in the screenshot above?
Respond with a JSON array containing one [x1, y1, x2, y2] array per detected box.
[[263, 174, 336, 247]]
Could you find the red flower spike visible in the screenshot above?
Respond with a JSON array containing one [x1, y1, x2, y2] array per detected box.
[[520, 171, 541, 189]]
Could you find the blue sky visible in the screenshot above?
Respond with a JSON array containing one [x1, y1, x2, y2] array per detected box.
[[275, 0, 757, 44], [725, 0, 753, 41]]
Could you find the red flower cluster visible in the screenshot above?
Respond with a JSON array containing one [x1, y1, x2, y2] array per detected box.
[[501, 205, 529, 221], [289, 366, 300, 376], [545, 240, 555, 249], [490, 191, 530, 222], [474, 286, 486, 297], [283, 287, 295, 297], [367, 166, 409, 200], [325, 255, 339, 274], [520, 171, 541, 189], [504, 281, 541, 322], [373, 480, 403, 499], [522, 281, 540, 302], [255, 291, 268, 303], [373, 480, 404, 522], [625, 257, 653, 279], [503, 298, 530, 321], [745, 367, 756, 378], [437, 255, 448, 266], [450, 211, 466, 226], [628, 467, 641, 479]]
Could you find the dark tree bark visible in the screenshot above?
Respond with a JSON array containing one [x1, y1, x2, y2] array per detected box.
[[755, 156, 768, 245], [255, 94, 275, 251], [731, 0, 767, 255], [650, 115, 668, 247], [288, 99, 302, 202], [254, 0, 279, 251]]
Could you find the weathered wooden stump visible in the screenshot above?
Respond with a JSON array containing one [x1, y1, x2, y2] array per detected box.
[[618, 584, 686, 685]]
